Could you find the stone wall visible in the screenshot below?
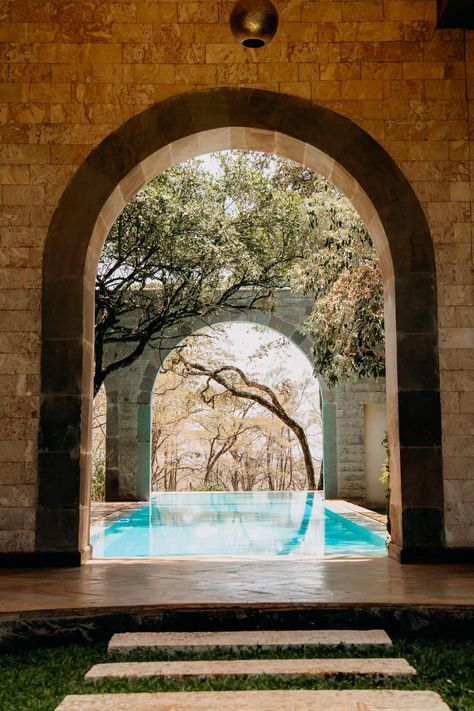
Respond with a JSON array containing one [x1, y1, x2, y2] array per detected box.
[[100, 289, 384, 504], [0, 0, 473, 554], [102, 289, 316, 500], [334, 380, 387, 503]]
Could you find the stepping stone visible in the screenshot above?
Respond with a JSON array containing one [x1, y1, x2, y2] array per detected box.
[[55, 690, 450, 710], [85, 657, 415, 682], [108, 629, 392, 654]]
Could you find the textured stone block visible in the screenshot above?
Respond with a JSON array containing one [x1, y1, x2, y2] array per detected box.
[[108, 629, 393, 654], [54, 690, 450, 710], [85, 657, 415, 682]]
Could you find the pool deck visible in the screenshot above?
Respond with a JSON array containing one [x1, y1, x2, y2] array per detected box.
[[1, 557, 473, 644], [1, 556, 473, 616]]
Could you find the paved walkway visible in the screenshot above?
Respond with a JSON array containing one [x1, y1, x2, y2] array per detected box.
[[56, 629, 448, 709]]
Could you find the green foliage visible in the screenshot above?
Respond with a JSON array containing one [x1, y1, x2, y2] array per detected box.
[[90, 460, 105, 502], [288, 179, 385, 387], [96, 150, 385, 393], [379, 432, 391, 536], [379, 432, 390, 485], [95, 152, 312, 394], [250, 154, 385, 386], [1, 639, 473, 710]]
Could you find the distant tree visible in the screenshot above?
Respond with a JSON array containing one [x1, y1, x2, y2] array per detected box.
[[150, 325, 320, 492], [94, 153, 312, 395], [151, 369, 204, 491], [196, 401, 255, 485], [169, 349, 319, 490]]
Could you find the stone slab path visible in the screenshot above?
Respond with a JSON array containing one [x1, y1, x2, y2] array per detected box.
[[108, 629, 392, 653], [55, 690, 450, 710], [55, 628, 451, 710], [85, 657, 415, 682]]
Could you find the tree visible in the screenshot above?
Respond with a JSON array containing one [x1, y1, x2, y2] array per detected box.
[[91, 386, 106, 501], [96, 149, 385, 396], [251, 153, 385, 386], [150, 324, 320, 492], [294, 185, 384, 386], [168, 349, 319, 490], [94, 152, 312, 395], [151, 369, 204, 491]]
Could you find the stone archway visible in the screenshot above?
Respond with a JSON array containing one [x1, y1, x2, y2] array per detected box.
[[39, 88, 442, 564], [102, 289, 328, 502]]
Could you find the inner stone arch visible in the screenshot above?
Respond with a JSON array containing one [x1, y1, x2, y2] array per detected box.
[[40, 88, 442, 564], [103, 289, 322, 502]]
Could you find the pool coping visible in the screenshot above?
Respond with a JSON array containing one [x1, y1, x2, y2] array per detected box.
[[324, 500, 388, 539]]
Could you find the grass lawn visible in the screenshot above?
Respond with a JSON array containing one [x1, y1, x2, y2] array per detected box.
[[1, 639, 473, 710]]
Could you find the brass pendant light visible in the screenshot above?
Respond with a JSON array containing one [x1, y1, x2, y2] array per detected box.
[[230, 0, 279, 48]]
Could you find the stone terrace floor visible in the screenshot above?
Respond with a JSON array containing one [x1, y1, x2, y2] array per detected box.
[[1, 557, 473, 618], [0, 500, 472, 624]]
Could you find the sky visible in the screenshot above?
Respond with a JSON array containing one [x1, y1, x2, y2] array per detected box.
[[198, 151, 228, 174], [198, 321, 315, 383]]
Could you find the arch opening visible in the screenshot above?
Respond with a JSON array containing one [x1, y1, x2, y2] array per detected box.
[[149, 322, 322, 495], [129, 315, 321, 501], [40, 88, 442, 564]]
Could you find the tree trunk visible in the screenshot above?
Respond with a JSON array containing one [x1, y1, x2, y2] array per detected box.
[[293, 424, 316, 490], [176, 355, 319, 491]]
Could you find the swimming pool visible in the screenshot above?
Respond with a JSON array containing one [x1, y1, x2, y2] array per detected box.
[[91, 492, 387, 558]]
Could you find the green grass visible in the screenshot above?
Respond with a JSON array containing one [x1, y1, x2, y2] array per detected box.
[[1, 639, 473, 710]]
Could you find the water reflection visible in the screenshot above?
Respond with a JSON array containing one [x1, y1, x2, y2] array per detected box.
[[91, 491, 386, 558]]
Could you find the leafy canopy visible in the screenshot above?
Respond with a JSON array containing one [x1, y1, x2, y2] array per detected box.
[[290, 180, 385, 386], [95, 152, 313, 394], [96, 151, 385, 393]]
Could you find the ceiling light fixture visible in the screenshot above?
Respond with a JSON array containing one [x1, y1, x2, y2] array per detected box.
[[230, 0, 279, 48]]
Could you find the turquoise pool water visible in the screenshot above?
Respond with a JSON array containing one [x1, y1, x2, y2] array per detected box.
[[91, 492, 387, 558]]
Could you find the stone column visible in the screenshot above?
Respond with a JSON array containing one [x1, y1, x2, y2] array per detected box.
[[321, 390, 338, 498], [104, 388, 119, 500], [136, 395, 152, 501], [335, 386, 365, 502], [104, 370, 151, 502]]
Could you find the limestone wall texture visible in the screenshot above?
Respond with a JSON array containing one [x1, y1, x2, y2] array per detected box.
[[334, 380, 386, 503], [0, 0, 473, 553]]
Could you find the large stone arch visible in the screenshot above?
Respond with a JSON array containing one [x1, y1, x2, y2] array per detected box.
[[39, 88, 442, 565]]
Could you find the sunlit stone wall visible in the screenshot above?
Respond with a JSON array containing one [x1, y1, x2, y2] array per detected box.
[[334, 380, 386, 504], [0, 1, 473, 552]]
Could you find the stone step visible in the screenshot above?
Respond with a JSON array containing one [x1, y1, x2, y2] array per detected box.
[[85, 657, 415, 682], [108, 629, 392, 654], [55, 690, 449, 710]]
